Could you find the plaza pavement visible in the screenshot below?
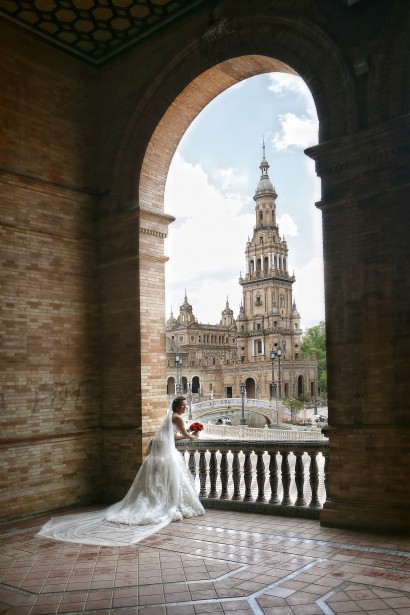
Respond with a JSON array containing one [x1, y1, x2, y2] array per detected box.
[[0, 507, 409, 614]]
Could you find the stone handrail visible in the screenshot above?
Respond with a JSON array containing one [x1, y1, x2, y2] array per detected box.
[[204, 423, 325, 441], [176, 437, 329, 519], [192, 398, 278, 412]]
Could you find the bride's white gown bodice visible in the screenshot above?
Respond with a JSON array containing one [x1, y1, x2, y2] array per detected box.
[[37, 410, 204, 546]]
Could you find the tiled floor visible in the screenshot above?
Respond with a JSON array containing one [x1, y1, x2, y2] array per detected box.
[[0, 508, 409, 614]]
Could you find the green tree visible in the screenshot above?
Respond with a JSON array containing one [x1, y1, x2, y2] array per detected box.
[[301, 321, 327, 396]]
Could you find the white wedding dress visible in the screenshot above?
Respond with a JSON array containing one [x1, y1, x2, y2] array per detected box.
[[36, 408, 205, 546]]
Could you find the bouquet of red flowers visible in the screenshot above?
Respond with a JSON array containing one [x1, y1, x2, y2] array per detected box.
[[189, 422, 203, 432]]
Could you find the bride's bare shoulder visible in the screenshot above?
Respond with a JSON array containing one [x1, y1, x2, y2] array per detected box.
[[172, 412, 183, 426]]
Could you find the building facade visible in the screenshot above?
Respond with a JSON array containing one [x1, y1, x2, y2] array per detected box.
[[166, 148, 317, 404]]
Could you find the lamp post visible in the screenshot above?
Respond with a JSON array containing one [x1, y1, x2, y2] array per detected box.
[[270, 350, 276, 400], [277, 346, 282, 400], [175, 353, 182, 396], [290, 398, 293, 423], [240, 382, 247, 425], [188, 383, 192, 420]]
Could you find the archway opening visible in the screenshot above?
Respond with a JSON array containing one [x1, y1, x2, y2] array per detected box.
[[159, 67, 322, 409]]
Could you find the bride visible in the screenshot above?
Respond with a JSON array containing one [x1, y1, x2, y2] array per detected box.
[[37, 397, 205, 546]]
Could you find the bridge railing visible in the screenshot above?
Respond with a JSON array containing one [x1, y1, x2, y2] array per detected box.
[[204, 423, 325, 441], [192, 398, 279, 413], [176, 436, 329, 520]]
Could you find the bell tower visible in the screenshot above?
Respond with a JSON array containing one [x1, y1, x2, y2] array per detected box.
[[237, 144, 300, 362]]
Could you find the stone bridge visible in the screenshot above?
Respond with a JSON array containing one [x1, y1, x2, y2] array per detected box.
[[190, 398, 287, 425]]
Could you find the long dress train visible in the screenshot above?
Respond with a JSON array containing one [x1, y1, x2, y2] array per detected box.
[[36, 408, 204, 546]]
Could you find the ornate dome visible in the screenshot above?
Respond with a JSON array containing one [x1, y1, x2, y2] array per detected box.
[[222, 297, 234, 317], [167, 308, 177, 326], [254, 142, 277, 197]]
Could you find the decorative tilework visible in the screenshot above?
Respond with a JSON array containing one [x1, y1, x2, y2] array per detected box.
[[0, 508, 409, 614], [0, 0, 206, 65]]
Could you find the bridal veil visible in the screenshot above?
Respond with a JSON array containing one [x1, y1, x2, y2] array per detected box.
[[37, 406, 189, 546]]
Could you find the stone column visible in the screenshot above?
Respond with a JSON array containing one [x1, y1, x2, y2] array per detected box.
[[306, 115, 410, 533], [96, 203, 174, 501]]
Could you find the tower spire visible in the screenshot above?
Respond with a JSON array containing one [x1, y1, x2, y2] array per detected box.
[[259, 139, 270, 178]]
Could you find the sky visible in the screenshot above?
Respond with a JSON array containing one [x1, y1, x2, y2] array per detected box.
[[164, 73, 325, 331]]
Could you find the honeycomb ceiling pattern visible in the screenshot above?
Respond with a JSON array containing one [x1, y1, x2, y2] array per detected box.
[[0, 0, 206, 66]]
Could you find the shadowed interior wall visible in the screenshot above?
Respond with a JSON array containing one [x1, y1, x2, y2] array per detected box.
[[0, 22, 101, 518]]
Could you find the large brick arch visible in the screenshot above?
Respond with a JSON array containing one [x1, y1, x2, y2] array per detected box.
[[99, 6, 410, 532], [113, 14, 356, 210], [108, 15, 356, 449], [105, 14, 356, 454]]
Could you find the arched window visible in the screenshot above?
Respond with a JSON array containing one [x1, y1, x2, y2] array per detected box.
[[298, 374, 304, 396], [192, 376, 200, 394]]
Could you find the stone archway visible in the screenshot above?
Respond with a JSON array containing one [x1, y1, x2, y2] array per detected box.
[[99, 7, 410, 532], [245, 377, 256, 399], [107, 33, 356, 441], [192, 376, 200, 394], [97, 17, 357, 498], [297, 375, 304, 397], [167, 377, 175, 396]]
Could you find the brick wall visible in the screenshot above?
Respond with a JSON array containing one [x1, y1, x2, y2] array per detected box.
[[0, 22, 102, 519]]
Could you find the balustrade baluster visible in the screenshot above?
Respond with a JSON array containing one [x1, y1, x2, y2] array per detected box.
[[219, 451, 229, 500], [232, 451, 241, 500], [294, 453, 307, 506], [188, 451, 196, 479], [269, 451, 279, 504], [256, 451, 266, 503], [281, 450, 292, 506], [175, 438, 327, 516], [243, 451, 254, 502], [208, 450, 218, 498], [309, 452, 321, 508], [324, 451, 330, 501], [199, 451, 207, 498]]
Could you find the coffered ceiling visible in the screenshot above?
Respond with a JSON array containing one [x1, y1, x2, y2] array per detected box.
[[0, 0, 207, 66]]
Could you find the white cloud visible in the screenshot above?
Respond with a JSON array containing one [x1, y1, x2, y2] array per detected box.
[[215, 166, 237, 190], [164, 74, 324, 328], [277, 213, 298, 237], [268, 73, 310, 96], [165, 153, 253, 323], [268, 73, 317, 116], [267, 73, 319, 151], [293, 257, 325, 329], [272, 113, 319, 151]]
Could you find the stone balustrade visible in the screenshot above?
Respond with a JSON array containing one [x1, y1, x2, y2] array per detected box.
[[176, 437, 329, 519], [204, 423, 325, 441], [192, 398, 278, 413]]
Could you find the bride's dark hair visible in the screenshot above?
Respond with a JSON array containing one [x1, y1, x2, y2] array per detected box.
[[172, 396, 186, 412]]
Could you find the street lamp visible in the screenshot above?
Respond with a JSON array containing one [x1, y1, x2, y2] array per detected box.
[[175, 353, 182, 396], [188, 383, 192, 420], [290, 398, 295, 423], [240, 382, 247, 425], [270, 350, 276, 400], [277, 346, 282, 400]]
